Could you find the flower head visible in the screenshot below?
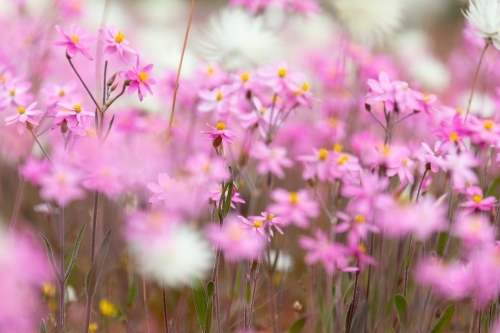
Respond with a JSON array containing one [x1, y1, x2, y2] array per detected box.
[[464, 0, 500, 49], [54, 24, 97, 60], [4, 102, 43, 134], [99, 25, 137, 63], [121, 56, 157, 101]]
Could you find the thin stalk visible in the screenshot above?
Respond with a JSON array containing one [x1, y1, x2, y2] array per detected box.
[[58, 206, 65, 333], [102, 61, 108, 106], [162, 285, 170, 333], [346, 271, 360, 333], [68, 57, 101, 112], [8, 178, 25, 229], [416, 167, 429, 202], [247, 260, 261, 330], [84, 190, 100, 332], [31, 130, 55, 168], [479, 309, 482, 333], [465, 43, 490, 121]]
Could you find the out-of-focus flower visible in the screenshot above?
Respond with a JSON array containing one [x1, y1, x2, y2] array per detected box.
[[121, 56, 156, 101], [444, 150, 479, 189], [268, 188, 319, 228], [0, 77, 32, 109], [39, 163, 85, 207], [54, 24, 97, 60], [4, 102, 43, 134], [99, 298, 119, 317], [453, 213, 495, 249], [464, 0, 500, 49], [196, 8, 281, 70], [250, 142, 293, 179], [41, 82, 77, 108], [258, 60, 304, 94], [331, 0, 403, 46], [197, 85, 236, 114]]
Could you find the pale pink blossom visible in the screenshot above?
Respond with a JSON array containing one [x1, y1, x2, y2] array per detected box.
[[54, 24, 97, 60], [268, 188, 319, 228]]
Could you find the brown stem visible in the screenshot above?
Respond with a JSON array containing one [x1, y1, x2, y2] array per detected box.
[[58, 206, 65, 333], [465, 43, 490, 121], [67, 57, 101, 112], [162, 285, 170, 333]]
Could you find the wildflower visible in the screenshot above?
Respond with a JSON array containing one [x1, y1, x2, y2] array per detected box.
[[99, 25, 137, 63], [409, 90, 437, 115], [20, 157, 51, 185], [250, 142, 293, 179], [433, 114, 468, 148], [251, 211, 284, 236], [268, 188, 319, 228], [196, 8, 280, 70], [419, 141, 447, 173], [297, 147, 331, 181], [336, 211, 379, 246], [0, 77, 32, 109], [147, 173, 179, 203], [121, 56, 156, 101], [197, 84, 236, 114], [99, 298, 119, 317], [4, 102, 43, 134], [464, 0, 500, 49], [460, 186, 496, 214], [444, 150, 479, 189], [42, 82, 77, 108], [56, 102, 94, 123], [238, 215, 269, 240], [466, 116, 500, 146], [453, 213, 495, 249], [329, 151, 361, 180], [386, 146, 415, 184], [202, 121, 237, 144], [258, 60, 305, 94], [207, 183, 245, 208], [39, 163, 85, 207], [54, 24, 97, 60]]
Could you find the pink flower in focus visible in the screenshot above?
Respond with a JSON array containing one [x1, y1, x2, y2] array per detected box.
[[4, 102, 43, 134], [409, 90, 437, 114], [460, 186, 496, 214], [56, 102, 94, 123], [121, 56, 157, 101], [99, 25, 137, 63], [54, 24, 97, 60], [249, 211, 284, 237], [238, 215, 269, 240], [250, 142, 293, 179], [207, 215, 266, 262], [299, 230, 357, 274], [268, 188, 319, 228], [433, 114, 468, 148], [40, 163, 85, 207], [202, 121, 237, 144]]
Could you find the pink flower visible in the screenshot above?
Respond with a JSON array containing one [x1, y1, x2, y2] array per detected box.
[[297, 147, 331, 181], [249, 211, 284, 237], [4, 102, 43, 134], [250, 142, 293, 179], [299, 230, 357, 274], [460, 186, 496, 214], [453, 213, 495, 249], [268, 188, 319, 228], [19, 157, 51, 185], [56, 102, 94, 123], [409, 90, 437, 114], [207, 183, 245, 208], [197, 84, 236, 114], [207, 215, 266, 262], [98, 25, 137, 63], [0, 77, 32, 109], [466, 116, 500, 146], [42, 82, 77, 108], [39, 163, 85, 207], [444, 150, 479, 189], [329, 151, 361, 180], [238, 215, 269, 240], [433, 114, 468, 148], [121, 56, 157, 101], [54, 24, 97, 60], [258, 60, 304, 94], [386, 146, 415, 184], [186, 153, 230, 185], [202, 121, 237, 144], [335, 211, 379, 246], [147, 173, 179, 203], [419, 141, 448, 173]]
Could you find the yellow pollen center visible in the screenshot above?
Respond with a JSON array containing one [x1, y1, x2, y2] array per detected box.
[[473, 195, 483, 204], [115, 31, 125, 43], [402, 158, 409, 166], [382, 145, 391, 156], [450, 132, 459, 142], [9, 89, 15, 96], [57, 174, 67, 185], [355, 215, 365, 224], [86, 129, 95, 136], [333, 143, 343, 152], [484, 120, 494, 131], [423, 94, 431, 103], [216, 121, 226, 130], [290, 192, 299, 205], [358, 244, 367, 253], [73, 104, 82, 113], [207, 67, 214, 75], [302, 82, 310, 91], [318, 148, 328, 160], [203, 163, 211, 173], [337, 155, 349, 165], [59, 89, 66, 96], [139, 72, 148, 83], [253, 220, 264, 228], [70, 35, 80, 43], [216, 92, 223, 101], [268, 213, 275, 220], [259, 108, 266, 115], [17, 106, 25, 114], [241, 73, 249, 82], [1, 76, 6, 84], [456, 108, 463, 115], [329, 118, 339, 126], [278, 68, 287, 78]]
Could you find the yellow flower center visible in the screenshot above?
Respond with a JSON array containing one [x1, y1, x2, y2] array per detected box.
[[423, 94, 431, 103], [355, 214, 365, 224], [329, 118, 339, 126], [318, 148, 328, 161], [59, 89, 66, 96], [241, 72, 249, 82], [115, 31, 125, 43], [139, 71, 148, 83], [70, 35, 80, 43], [290, 192, 299, 205], [484, 120, 494, 131], [89, 323, 99, 332], [207, 67, 215, 75], [99, 298, 119, 317], [402, 158, 409, 165], [259, 108, 266, 115], [278, 68, 287, 78], [216, 121, 226, 130], [268, 213, 275, 220], [382, 145, 391, 156], [57, 174, 67, 185], [203, 163, 211, 173], [253, 220, 264, 228], [9, 89, 15, 96], [302, 82, 310, 91], [73, 104, 82, 113], [333, 143, 343, 152], [0, 75, 6, 84], [358, 244, 367, 253], [18, 106, 25, 114], [86, 128, 95, 136], [43, 283, 56, 297], [337, 155, 349, 165], [450, 132, 459, 142], [216, 92, 223, 101], [456, 108, 463, 115], [472, 195, 483, 204]]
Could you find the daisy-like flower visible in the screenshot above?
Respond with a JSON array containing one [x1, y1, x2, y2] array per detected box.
[[0, 77, 32, 109], [41, 82, 77, 108], [250, 211, 284, 236], [207, 183, 245, 208], [460, 186, 496, 214], [195, 8, 281, 70], [98, 25, 137, 63], [420, 141, 448, 173], [268, 188, 319, 228], [56, 102, 94, 122], [197, 84, 235, 114], [297, 147, 331, 181], [147, 173, 179, 203], [464, 0, 500, 49], [258, 60, 304, 94], [238, 215, 269, 240], [54, 24, 97, 60], [453, 213, 495, 249], [202, 121, 237, 144], [4, 102, 43, 134], [121, 56, 156, 101], [331, 0, 403, 46], [40, 163, 85, 207], [250, 142, 293, 179]]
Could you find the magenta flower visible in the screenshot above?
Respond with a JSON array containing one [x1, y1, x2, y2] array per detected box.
[[250, 142, 293, 179], [4, 102, 43, 134], [433, 114, 468, 148], [386, 146, 415, 184], [56, 102, 94, 123], [299, 230, 358, 275], [444, 150, 479, 189], [0, 77, 32, 109], [202, 121, 237, 144], [147, 173, 179, 203], [121, 56, 157, 101], [419, 141, 448, 173], [409, 90, 437, 114], [54, 24, 97, 60], [98, 25, 137, 63], [329, 151, 361, 180], [297, 147, 331, 181], [335, 211, 379, 246], [466, 116, 500, 146], [39, 163, 85, 207], [268, 188, 319, 228], [460, 186, 496, 214], [238, 215, 269, 240], [207, 183, 245, 208], [249, 211, 284, 237]]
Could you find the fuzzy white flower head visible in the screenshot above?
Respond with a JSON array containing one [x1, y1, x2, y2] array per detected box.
[[134, 224, 213, 287], [195, 7, 282, 70], [464, 0, 500, 48], [331, 0, 403, 46]]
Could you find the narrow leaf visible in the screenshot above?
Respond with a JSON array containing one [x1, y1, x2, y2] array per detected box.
[[486, 176, 500, 196], [192, 279, 208, 332], [85, 229, 112, 297], [39, 233, 61, 281], [429, 305, 455, 333], [289, 317, 307, 333], [394, 294, 408, 328], [207, 281, 215, 299], [104, 115, 115, 142], [245, 281, 251, 304], [223, 180, 234, 216], [65, 223, 86, 280], [205, 299, 213, 333], [127, 277, 137, 309], [436, 232, 448, 257]]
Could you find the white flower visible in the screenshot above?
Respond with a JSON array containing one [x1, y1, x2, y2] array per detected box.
[[464, 0, 500, 48], [195, 8, 281, 70], [331, 0, 403, 46], [269, 250, 293, 272], [132, 224, 213, 287]]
